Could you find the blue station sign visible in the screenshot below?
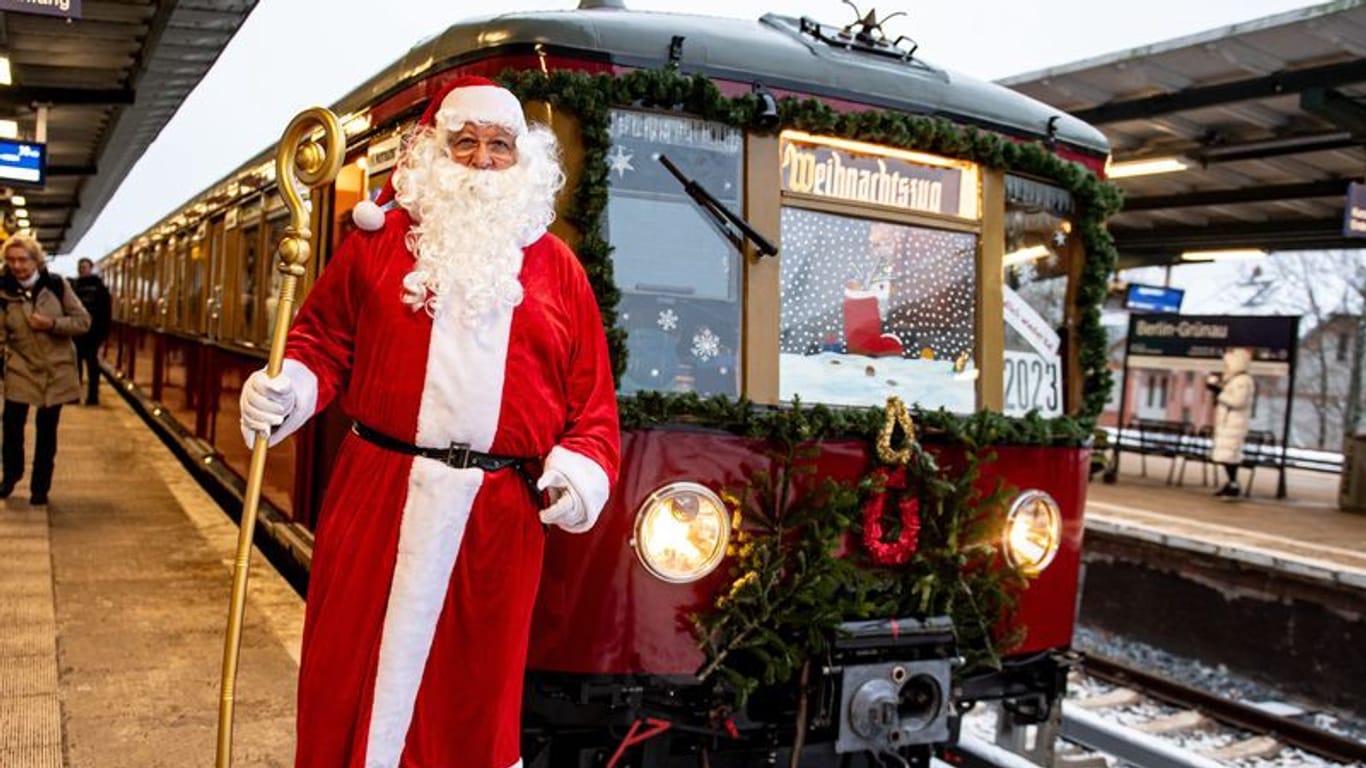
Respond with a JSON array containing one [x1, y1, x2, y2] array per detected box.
[[0, 140, 46, 186], [1125, 283, 1185, 313]]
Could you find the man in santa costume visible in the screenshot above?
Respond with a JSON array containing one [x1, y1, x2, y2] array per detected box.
[[239, 75, 620, 768]]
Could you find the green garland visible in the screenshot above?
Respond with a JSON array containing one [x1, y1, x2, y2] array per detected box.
[[690, 402, 1026, 707], [499, 68, 1117, 709]]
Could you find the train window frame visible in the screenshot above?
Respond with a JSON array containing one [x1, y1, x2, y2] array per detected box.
[[183, 225, 208, 335], [262, 204, 291, 346], [764, 129, 996, 414], [207, 214, 228, 340], [171, 234, 189, 332], [230, 193, 263, 348]]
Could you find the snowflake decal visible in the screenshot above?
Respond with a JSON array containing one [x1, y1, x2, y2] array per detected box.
[[657, 308, 679, 331], [692, 327, 720, 362], [607, 145, 635, 178]]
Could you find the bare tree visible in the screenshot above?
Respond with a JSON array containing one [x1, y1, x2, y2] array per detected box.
[[1248, 251, 1365, 448]]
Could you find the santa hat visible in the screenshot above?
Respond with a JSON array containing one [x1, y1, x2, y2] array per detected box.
[[351, 75, 528, 232]]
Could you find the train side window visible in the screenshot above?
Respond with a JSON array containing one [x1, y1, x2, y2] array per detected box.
[[1002, 177, 1077, 417], [264, 210, 290, 342], [239, 222, 261, 343], [604, 109, 743, 397], [186, 227, 207, 334], [139, 248, 157, 325], [777, 209, 978, 412]]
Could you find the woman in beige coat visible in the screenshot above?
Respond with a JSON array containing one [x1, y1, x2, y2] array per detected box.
[[1207, 346, 1255, 498], [0, 234, 91, 505]]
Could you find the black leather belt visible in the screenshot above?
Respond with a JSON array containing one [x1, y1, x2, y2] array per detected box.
[[351, 422, 537, 481]]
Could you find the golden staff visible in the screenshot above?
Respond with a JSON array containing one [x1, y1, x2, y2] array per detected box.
[[216, 106, 344, 768]]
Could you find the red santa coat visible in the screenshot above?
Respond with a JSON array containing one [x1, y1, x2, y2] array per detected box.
[[276, 208, 619, 768]]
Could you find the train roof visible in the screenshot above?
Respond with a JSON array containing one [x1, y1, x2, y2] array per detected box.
[[333, 6, 1110, 158], [108, 6, 1111, 255]]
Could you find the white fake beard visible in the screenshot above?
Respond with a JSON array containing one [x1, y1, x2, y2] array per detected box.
[[393, 127, 562, 326]]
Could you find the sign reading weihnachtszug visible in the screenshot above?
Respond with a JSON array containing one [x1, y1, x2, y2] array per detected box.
[[779, 136, 975, 219]]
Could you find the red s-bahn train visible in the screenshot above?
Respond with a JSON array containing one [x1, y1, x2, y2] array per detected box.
[[98, 3, 1119, 766]]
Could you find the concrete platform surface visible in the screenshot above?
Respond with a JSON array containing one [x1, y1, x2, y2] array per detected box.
[[1090, 453, 1366, 584], [0, 381, 303, 767]]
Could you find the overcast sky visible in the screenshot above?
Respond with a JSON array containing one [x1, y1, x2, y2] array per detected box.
[[55, 0, 1321, 271]]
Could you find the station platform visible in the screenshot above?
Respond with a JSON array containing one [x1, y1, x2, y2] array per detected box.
[[0, 381, 302, 767], [5, 385, 1365, 766], [1091, 452, 1366, 588]]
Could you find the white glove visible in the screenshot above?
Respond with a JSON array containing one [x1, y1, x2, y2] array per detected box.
[[537, 467, 587, 531], [239, 369, 297, 448]]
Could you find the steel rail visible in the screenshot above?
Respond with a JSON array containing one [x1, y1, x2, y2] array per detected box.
[[1082, 653, 1366, 765]]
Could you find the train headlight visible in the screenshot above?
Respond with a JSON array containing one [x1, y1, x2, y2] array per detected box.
[[633, 482, 730, 583], [1002, 490, 1061, 576]]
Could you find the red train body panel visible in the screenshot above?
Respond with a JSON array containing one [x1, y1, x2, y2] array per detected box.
[[530, 432, 1088, 676]]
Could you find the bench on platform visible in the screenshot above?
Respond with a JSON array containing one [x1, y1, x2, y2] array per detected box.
[[1240, 429, 1283, 497], [1175, 424, 1215, 488], [1125, 418, 1191, 485]]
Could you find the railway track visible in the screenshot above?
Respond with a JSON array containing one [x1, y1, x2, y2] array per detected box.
[[1059, 653, 1366, 767]]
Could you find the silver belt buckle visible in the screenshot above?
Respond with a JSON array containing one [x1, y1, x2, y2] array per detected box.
[[446, 442, 471, 469]]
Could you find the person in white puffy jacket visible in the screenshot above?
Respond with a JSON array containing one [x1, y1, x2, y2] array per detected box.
[[1207, 347, 1255, 498]]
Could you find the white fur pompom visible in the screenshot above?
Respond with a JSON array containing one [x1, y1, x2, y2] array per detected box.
[[352, 199, 385, 231]]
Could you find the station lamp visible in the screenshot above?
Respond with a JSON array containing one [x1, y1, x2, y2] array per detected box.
[[0, 54, 10, 86], [0, 120, 16, 139], [10, 196, 24, 207], [1180, 248, 1267, 262], [1003, 244, 1050, 268], [1106, 155, 1190, 179], [14, 207, 27, 219]]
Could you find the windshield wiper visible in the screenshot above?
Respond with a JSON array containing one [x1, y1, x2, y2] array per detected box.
[[657, 154, 778, 258]]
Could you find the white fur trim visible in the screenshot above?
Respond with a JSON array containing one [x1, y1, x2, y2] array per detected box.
[[364, 290, 515, 765], [353, 199, 386, 231], [363, 460, 483, 768], [543, 445, 611, 534], [518, 226, 546, 248], [436, 85, 527, 136]]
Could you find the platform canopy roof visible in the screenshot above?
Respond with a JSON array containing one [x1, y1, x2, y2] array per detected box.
[[1003, 0, 1366, 269], [1, 0, 257, 256]]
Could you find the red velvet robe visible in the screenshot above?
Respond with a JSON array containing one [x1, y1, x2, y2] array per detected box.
[[279, 209, 619, 768]]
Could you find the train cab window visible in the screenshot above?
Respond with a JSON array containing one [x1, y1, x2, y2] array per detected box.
[[778, 210, 977, 411], [604, 110, 743, 397], [776, 132, 982, 412], [1002, 176, 1076, 417]]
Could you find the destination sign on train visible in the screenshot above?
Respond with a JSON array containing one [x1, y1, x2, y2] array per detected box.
[[779, 131, 979, 219], [0, 139, 46, 186]]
